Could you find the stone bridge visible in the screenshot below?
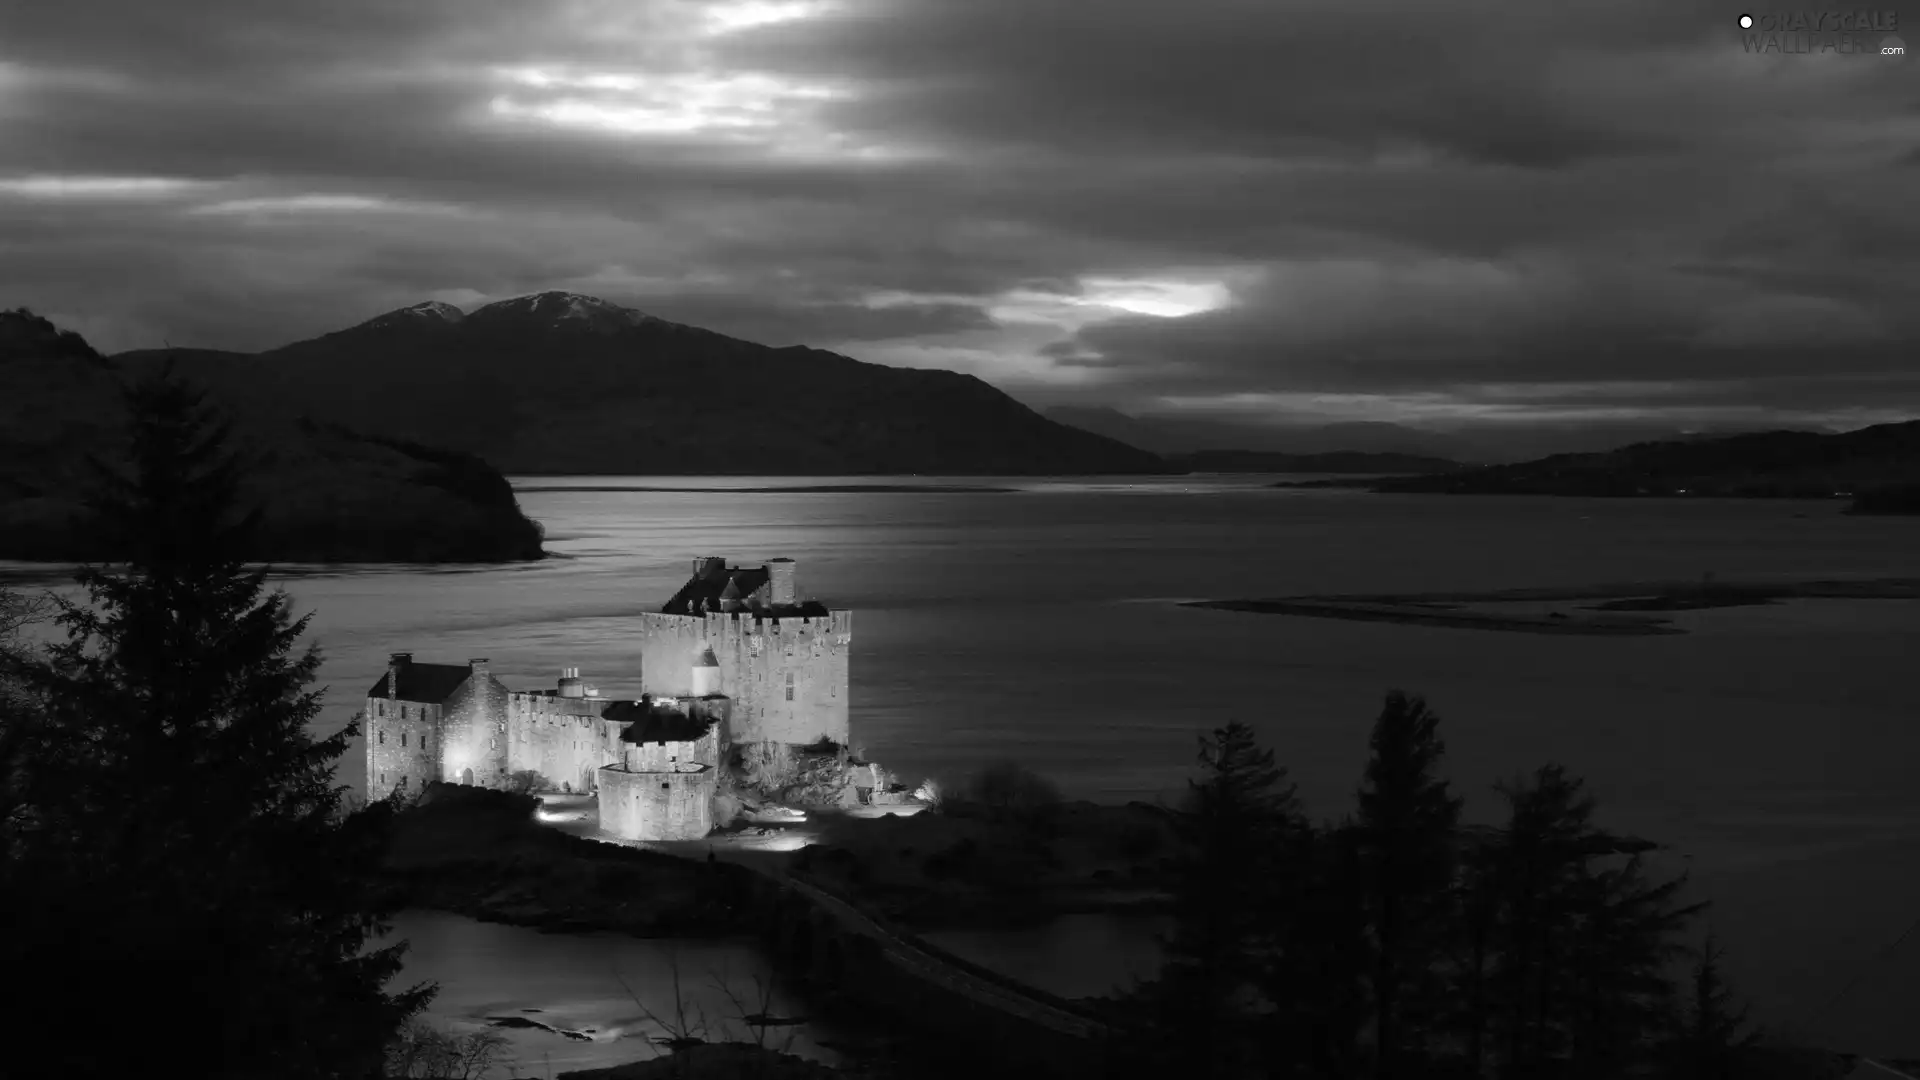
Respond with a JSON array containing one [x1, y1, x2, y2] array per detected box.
[[740, 861, 1123, 1077]]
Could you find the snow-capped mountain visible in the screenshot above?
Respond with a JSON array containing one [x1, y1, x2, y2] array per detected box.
[[465, 291, 680, 334], [350, 299, 466, 334]]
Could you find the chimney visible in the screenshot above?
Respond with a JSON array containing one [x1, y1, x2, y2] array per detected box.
[[692, 556, 728, 581], [387, 652, 411, 699], [766, 558, 796, 607], [469, 658, 490, 678], [558, 666, 585, 699]]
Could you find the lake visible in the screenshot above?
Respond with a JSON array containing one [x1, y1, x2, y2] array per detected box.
[[9, 474, 1920, 1056]]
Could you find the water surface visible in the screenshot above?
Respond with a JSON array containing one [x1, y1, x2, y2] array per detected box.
[[10, 474, 1919, 1055]]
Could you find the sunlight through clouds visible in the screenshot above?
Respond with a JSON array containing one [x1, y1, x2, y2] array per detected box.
[[186, 194, 470, 216], [480, 63, 920, 160], [700, 0, 845, 35], [0, 174, 210, 199]]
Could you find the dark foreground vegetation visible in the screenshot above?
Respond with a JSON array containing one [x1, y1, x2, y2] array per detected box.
[[0, 308, 545, 562], [0, 365, 1883, 1080]]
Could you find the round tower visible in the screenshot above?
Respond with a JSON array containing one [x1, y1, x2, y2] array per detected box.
[[558, 666, 586, 698], [691, 647, 720, 697]]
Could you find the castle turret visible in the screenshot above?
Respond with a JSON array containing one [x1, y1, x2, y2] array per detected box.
[[691, 647, 720, 697], [767, 558, 796, 607], [387, 652, 411, 698], [718, 575, 744, 613], [558, 666, 585, 699]]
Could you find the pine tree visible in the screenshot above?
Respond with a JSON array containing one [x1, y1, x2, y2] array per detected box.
[[1661, 933, 1757, 1079], [1352, 690, 1465, 1077], [1148, 721, 1308, 1078], [0, 368, 433, 1078], [1477, 765, 1704, 1080]]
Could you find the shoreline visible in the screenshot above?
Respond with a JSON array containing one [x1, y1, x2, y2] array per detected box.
[[1186, 577, 1920, 636], [514, 484, 1017, 494]]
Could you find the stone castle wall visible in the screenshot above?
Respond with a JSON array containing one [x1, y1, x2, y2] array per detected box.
[[599, 766, 716, 842], [365, 697, 442, 800], [635, 610, 850, 747], [506, 693, 626, 794], [435, 676, 511, 788]]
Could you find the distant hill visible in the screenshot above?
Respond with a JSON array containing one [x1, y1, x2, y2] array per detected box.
[[1044, 406, 1482, 460], [1372, 421, 1920, 509], [118, 292, 1167, 476], [1165, 449, 1463, 474], [0, 308, 546, 563]]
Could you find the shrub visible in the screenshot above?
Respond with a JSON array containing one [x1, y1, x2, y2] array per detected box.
[[963, 759, 1062, 823]]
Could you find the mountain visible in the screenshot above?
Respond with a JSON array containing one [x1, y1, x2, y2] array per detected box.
[[1165, 449, 1464, 474], [118, 292, 1167, 476], [0, 308, 546, 563], [1371, 421, 1920, 507]]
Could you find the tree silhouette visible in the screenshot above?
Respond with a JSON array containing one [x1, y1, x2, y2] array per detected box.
[[1145, 721, 1308, 1078], [0, 366, 433, 1078], [1352, 691, 1465, 1077], [1473, 765, 1705, 1079]]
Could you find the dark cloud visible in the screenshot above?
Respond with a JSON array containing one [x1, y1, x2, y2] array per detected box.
[[0, 0, 1916, 435]]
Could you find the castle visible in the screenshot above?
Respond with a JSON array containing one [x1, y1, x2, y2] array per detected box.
[[364, 556, 852, 841]]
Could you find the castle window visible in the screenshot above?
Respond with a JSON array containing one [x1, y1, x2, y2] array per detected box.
[[785, 672, 795, 701], [490, 737, 498, 750], [401, 732, 408, 748], [661, 783, 670, 790], [378, 730, 384, 744]]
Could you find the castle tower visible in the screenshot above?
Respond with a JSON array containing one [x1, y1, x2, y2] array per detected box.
[[557, 667, 585, 699], [691, 647, 720, 698]]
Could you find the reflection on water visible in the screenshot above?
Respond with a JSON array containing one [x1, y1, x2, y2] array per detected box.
[[380, 911, 848, 1074]]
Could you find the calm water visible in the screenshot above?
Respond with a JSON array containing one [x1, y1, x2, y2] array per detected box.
[[10, 475, 1920, 1056], [376, 910, 854, 1075]]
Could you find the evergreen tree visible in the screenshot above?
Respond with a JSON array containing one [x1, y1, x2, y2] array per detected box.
[[1147, 721, 1308, 1078], [1352, 690, 1465, 1077], [1477, 765, 1704, 1080], [1660, 933, 1757, 1079], [0, 368, 433, 1078]]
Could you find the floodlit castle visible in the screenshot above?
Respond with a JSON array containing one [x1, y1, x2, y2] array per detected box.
[[364, 556, 852, 842]]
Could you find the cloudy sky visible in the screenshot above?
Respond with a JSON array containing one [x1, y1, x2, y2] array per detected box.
[[3, 0, 1918, 440]]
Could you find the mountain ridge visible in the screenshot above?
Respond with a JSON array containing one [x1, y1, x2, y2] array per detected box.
[[110, 292, 1170, 476]]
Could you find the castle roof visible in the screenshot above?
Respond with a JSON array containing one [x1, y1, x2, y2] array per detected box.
[[366, 662, 473, 704], [663, 563, 768, 615], [604, 699, 716, 744], [662, 563, 831, 618]]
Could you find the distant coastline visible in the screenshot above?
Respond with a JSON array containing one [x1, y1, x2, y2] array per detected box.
[[1186, 578, 1920, 636], [514, 483, 1018, 494]]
